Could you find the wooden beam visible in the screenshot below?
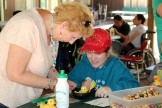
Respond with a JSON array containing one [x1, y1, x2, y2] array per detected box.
[[147, 0, 155, 54]]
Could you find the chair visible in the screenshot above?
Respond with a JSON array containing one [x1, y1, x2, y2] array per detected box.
[[112, 40, 122, 56], [119, 40, 150, 82], [141, 30, 155, 43]]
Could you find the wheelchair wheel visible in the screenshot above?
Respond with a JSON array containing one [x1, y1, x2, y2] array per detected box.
[[127, 49, 156, 67], [126, 48, 156, 79], [125, 48, 142, 70]]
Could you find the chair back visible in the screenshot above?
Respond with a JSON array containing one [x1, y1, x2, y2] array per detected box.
[[140, 40, 150, 51], [141, 30, 155, 43], [112, 40, 122, 56], [140, 30, 154, 59], [140, 40, 150, 60], [141, 33, 147, 43]]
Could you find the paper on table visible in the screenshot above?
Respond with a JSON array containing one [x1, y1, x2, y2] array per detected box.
[[84, 98, 109, 107]]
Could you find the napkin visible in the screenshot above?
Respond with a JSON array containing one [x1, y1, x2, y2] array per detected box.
[[84, 98, 110, 107]]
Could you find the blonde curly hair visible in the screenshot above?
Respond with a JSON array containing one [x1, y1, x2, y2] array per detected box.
[[54, 2, 94, 37]]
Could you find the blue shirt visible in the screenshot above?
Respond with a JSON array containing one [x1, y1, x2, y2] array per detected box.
[[68, 55, 140, 91]]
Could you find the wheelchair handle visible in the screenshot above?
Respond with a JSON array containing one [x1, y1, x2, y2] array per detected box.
[[146, 30, 156, 34]]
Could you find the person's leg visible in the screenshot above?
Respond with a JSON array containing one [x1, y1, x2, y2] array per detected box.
[[121, 43, 135, 55]]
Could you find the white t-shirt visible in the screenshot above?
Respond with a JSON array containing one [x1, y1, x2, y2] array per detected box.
[[129, 24, 146, 48], [0, 9, 53, 107]]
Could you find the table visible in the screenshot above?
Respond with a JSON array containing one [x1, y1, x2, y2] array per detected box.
[[111, 35, 120, 40], [17, 93, 110, 108], [108, 10, 148, 21], [109, 10, 147, 16], [146, 65, 155, 71]]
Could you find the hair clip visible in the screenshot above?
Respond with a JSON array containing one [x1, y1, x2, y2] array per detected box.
[[82, 21, 91, 27]]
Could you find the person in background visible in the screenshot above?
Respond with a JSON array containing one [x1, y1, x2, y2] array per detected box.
[[68, 28, 140, 98], [93, 9, 99, 25], [55, 38, 85, 74], [112, 15, 131, 42], [0, 2, 93, 107], [115, 14, 146, 54], [157, 3, 162, 17], [153, 0, 162, 62]]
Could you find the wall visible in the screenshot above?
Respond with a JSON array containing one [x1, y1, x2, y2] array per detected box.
[[92, 0, 148, 18], [93, 0, 123, 11], [124, 0, 147, 7], [93, 0, 123, 18], [2, 0, 40, 21], [0, 0, 1, 20], [4, 0, 15, 20]]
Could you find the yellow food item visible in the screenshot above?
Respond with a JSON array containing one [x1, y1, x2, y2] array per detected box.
[[74, 80, 97, 94], [90, 80, 96, 91], [153, 75, 161, 86], [38, 99, 56, 108], [74, 86, 89, 93], [80, 86, 89, 93]]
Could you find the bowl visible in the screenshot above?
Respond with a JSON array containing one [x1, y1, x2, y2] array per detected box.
[[72, 88, 91, 99]]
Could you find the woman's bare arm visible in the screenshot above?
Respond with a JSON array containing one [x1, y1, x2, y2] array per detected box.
[[122, 30, 139, 46], [6, 44, 54, 89]]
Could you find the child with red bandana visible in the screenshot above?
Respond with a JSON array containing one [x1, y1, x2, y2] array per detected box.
[[68, 28, 140, 98]]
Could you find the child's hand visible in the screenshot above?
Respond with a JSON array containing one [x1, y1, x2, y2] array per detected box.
[[95, 86, 111, 98], [113, 28, 119, 35], [82, 77, 92, 90], [68, 80, 77, 93]]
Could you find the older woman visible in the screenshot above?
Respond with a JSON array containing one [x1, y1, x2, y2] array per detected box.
[[0, 2, 93, 107]]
